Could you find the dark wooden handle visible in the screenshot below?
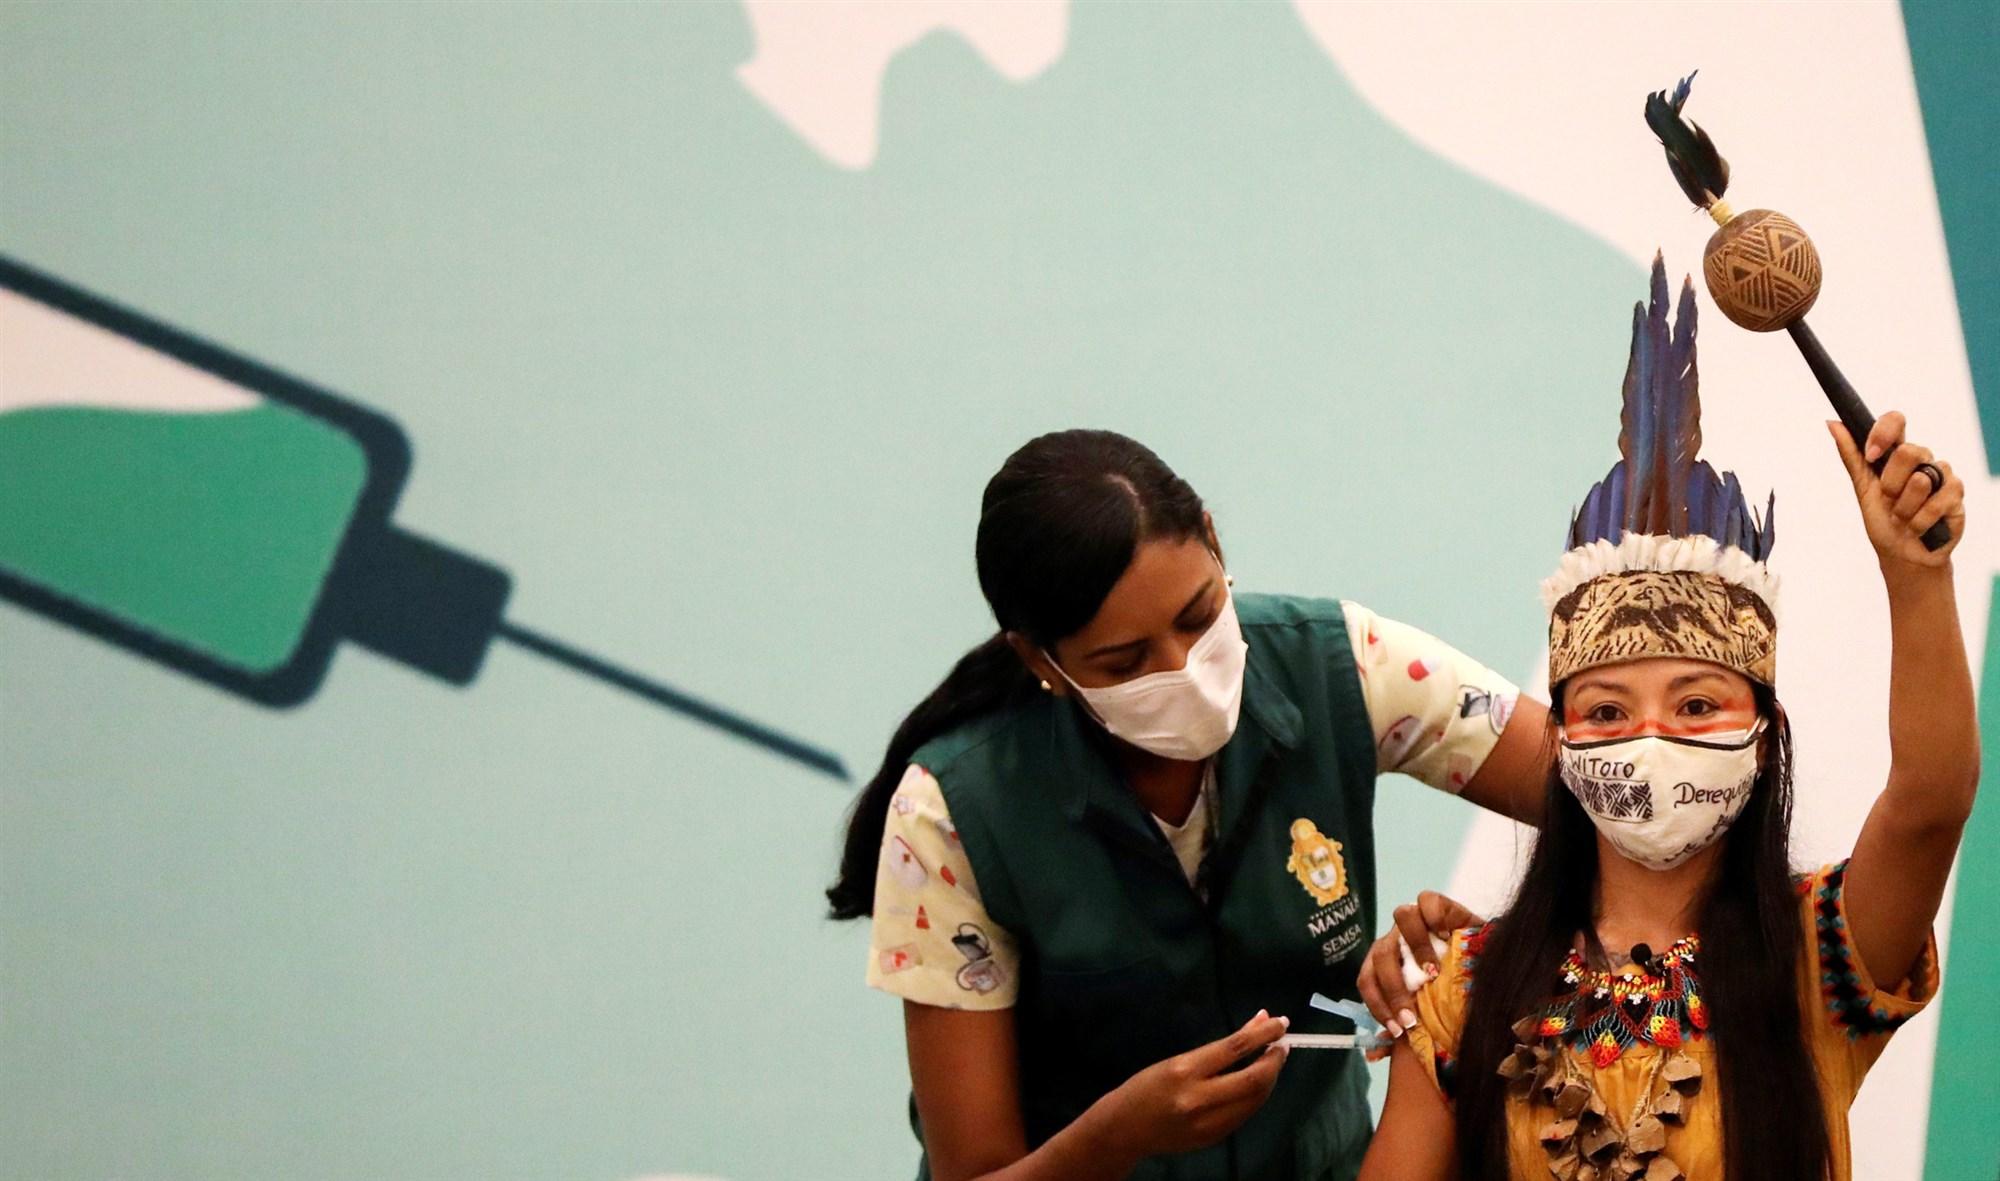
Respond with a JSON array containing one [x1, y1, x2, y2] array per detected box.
[[1786, 320, 1951, 552]]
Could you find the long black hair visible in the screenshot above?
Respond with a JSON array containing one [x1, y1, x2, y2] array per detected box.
[[826, 429, 1210, 920], [1451, 683, 1831, 1180]]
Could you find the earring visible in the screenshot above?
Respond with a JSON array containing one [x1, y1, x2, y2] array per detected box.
[[1039, 679, 1053, 692], [1225, 574, 1235, 587]]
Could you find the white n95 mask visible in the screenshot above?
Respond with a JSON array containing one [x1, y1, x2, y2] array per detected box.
[[1557, 722, 1766, 871], [1048, 591, 1249, 762]]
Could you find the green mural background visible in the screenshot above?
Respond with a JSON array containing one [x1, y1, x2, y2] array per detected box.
[[1906, 0, 2000, 1175], [0, 2, 1990, 1178]]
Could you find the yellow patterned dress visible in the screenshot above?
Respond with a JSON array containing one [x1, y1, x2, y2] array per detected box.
[[1405, 861, 1937, 1181]]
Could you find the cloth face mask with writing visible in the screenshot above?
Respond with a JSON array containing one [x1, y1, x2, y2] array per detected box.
[[1558, 722, 1766, 871]]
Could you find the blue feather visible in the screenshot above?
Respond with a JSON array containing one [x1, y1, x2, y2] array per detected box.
[[1564, 254, 1775, 563], [1627, 302, 1656, 531], [1646, 257, 1675, 532], [1606, 463, 1627, 546], [1665, 277, 1701, 533], [1571, 478, 1596, 547], [1720, 471, 1745, 550], [1686, 460, 1714, 538]]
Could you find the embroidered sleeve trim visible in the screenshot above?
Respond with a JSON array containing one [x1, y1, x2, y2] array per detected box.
[[1811, 858, 1932, 1040]]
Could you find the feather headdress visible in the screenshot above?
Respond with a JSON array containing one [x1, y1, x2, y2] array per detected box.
[[1543, 253, 1779, 687]]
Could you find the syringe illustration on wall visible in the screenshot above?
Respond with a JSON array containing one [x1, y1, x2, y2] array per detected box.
[[0, 255, 846, 781]]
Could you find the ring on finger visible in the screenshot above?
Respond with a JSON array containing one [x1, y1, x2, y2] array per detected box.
[[1915, 462, 1945, 492]]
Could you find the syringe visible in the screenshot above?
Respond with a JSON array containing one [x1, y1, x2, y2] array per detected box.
[[1277, 1033, 1365, 1050], [1278, 992, 1389, 1051]]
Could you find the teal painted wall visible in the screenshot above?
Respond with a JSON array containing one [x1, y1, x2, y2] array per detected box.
[[0, 5, 1629, 1176], [1, 2, 1990, 1177], [1906, 1, 2000, 1176]]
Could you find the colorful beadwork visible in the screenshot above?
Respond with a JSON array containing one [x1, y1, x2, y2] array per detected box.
[[1457, 923, 1490, 993], [1530, 935, 1707, 1069], [1813, 859, 1922, 1040], [1433, 1048, 1459, 1096]]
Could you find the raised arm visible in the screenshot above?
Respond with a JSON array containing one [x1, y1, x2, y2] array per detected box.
[[1828, 412, 1979, 988]]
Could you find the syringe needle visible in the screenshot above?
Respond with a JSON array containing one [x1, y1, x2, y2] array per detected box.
[[1277, 1033, 1363, 1050], [494, 619, 850, 782]]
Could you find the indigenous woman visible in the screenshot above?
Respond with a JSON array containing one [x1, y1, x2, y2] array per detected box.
[[1360, 257, 1975, 1181]]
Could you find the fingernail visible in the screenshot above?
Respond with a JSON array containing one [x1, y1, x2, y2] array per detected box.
[[1399, 1009, 1419, 1031], [1279, 1015, 1291, 1030], [1385, 1020, 1403, 1038], [1866, 443, 1884, 462], [1424, 962, 1440, 980], [1255, 1008, 1267, 1021]]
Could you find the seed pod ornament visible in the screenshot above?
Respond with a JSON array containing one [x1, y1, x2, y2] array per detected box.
[[1642, 72, 1948, 550]]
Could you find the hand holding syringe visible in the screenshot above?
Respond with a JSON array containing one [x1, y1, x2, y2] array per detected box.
[[1278, 993, 1395, 1051]]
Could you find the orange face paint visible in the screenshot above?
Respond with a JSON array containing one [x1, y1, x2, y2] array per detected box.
[[1561, 691, 1759, 741]]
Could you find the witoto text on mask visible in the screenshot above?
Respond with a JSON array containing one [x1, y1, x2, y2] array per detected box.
[[1557, 722, 1765, 870]]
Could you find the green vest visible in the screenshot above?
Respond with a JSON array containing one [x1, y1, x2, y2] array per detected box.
[[911, 593, 1381, 1181]]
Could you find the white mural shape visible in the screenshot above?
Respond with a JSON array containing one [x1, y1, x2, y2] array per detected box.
[[736, 0, 1069, 169], [0, 288, 258, 414]]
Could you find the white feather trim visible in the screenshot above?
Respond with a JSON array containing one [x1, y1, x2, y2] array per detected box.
[[1540, 533, 1780, 617]]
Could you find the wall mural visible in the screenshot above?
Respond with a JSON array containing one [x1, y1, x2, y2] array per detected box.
[[0, 2, 1990, 1178], [1, 256, 846, 779]]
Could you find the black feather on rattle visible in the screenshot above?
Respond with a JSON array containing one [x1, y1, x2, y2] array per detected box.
[[1645, 72, 1731, 210]]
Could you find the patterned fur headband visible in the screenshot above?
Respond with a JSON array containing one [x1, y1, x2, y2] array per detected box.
[[1543, 255, 1778, 688]]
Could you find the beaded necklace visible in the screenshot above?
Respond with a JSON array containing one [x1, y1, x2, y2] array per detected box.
[[1499, 934, 1707, 1181]]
